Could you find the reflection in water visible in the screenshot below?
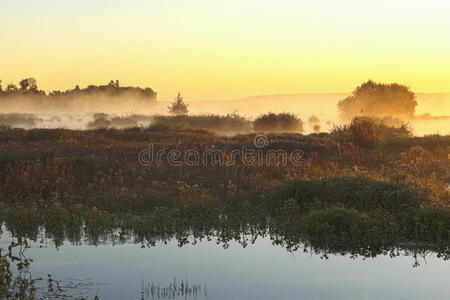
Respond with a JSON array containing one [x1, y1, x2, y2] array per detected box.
[[1, 223, 449, 300], [33, 276, 108, 300], [141, 278, 207, 300], [2, 216, 448, 264]]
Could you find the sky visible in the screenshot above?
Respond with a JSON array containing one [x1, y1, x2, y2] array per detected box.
[[1, 0, 450, 101]]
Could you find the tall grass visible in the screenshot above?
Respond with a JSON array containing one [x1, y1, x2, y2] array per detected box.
[[152, 113, 252, 134], [331, 116, 412, 147]]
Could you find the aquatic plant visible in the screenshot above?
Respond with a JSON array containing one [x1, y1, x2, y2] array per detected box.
[[0, 238, 36, 300], [141, 277, 206, 299]]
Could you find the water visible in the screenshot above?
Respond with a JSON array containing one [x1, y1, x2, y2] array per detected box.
[[1, 232, 449, 300]]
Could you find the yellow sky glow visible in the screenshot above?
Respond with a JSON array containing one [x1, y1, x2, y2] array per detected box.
[[1, 0, 450, 101]]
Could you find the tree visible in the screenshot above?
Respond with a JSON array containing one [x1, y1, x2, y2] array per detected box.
[[0, 79, 2, 92], [168, 93, 189, 115], [108, 80, 120, 88], [5, 83, 18, 93], [19, 78, 38, 92], [337, 80, 417, 120]]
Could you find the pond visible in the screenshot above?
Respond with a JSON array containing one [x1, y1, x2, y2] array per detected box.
[[1, 229, 449, 300]]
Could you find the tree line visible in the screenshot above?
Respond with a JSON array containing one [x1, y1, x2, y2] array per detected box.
[[0, 78, 157, 100]]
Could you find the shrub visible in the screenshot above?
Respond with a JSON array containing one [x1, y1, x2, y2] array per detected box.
[[87, 114, 140, 129], [110, 117, 138, 128], [253, 112, 304, 133], [308, 115, 320, 125], [0, 124, 11, 131], [331, 117, 412, 147], [152, 114, 252, 134], [0, 113, 38, 128], [349, 117, 382, 147], [87, 117, 111, 129]]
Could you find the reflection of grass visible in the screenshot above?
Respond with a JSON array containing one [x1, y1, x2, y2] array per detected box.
[[142, 278, 206, 299], [1, 176, 448, 259], [0, 239, 36, 299]]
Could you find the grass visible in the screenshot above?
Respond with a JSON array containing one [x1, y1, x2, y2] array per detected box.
[[152, 113, 253, 134], [0, 120, 448, 257], [142, 278, 206, 299], [268, 177, 421, 211], [331, 116, 412, 147]]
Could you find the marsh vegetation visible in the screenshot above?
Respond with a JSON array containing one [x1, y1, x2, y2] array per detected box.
[[0, 80, 449, 299]]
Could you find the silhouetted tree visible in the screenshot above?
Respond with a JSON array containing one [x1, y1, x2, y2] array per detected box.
[[0, 78, 157, 102], [337, 80, 417, 120], [168, 93, 189, 115], [6, 84, 18, 93], [107, 80, 120, 88], [19, 78, 38, 92], [0, 79, 2, 92]]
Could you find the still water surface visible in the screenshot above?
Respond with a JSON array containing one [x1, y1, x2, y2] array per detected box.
[[1, 233, 449, 300]]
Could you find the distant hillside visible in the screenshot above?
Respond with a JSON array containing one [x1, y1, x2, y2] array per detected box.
[[154, 92, 449, 119], [154, 93, 348, 119]]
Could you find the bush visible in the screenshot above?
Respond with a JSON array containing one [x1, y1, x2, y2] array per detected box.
[[87, 114, 140, 129], [254, 112, 304, 133], [308, 115, 320, 125], [87, 117, 111, 129], [111, 117, 138, 128], [331, 117, 412, 147], [152, 114, 252, 134], [0, 113, 38, 128], [0, 124, 11, 131]]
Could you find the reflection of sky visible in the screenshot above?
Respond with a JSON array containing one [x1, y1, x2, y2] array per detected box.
[[1, 234, 448, 300]]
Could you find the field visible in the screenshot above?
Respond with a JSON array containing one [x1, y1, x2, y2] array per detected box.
[[0, 120, 448, 253]]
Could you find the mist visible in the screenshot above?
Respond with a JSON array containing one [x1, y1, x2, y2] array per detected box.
[[0, 88, 448, 136]]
